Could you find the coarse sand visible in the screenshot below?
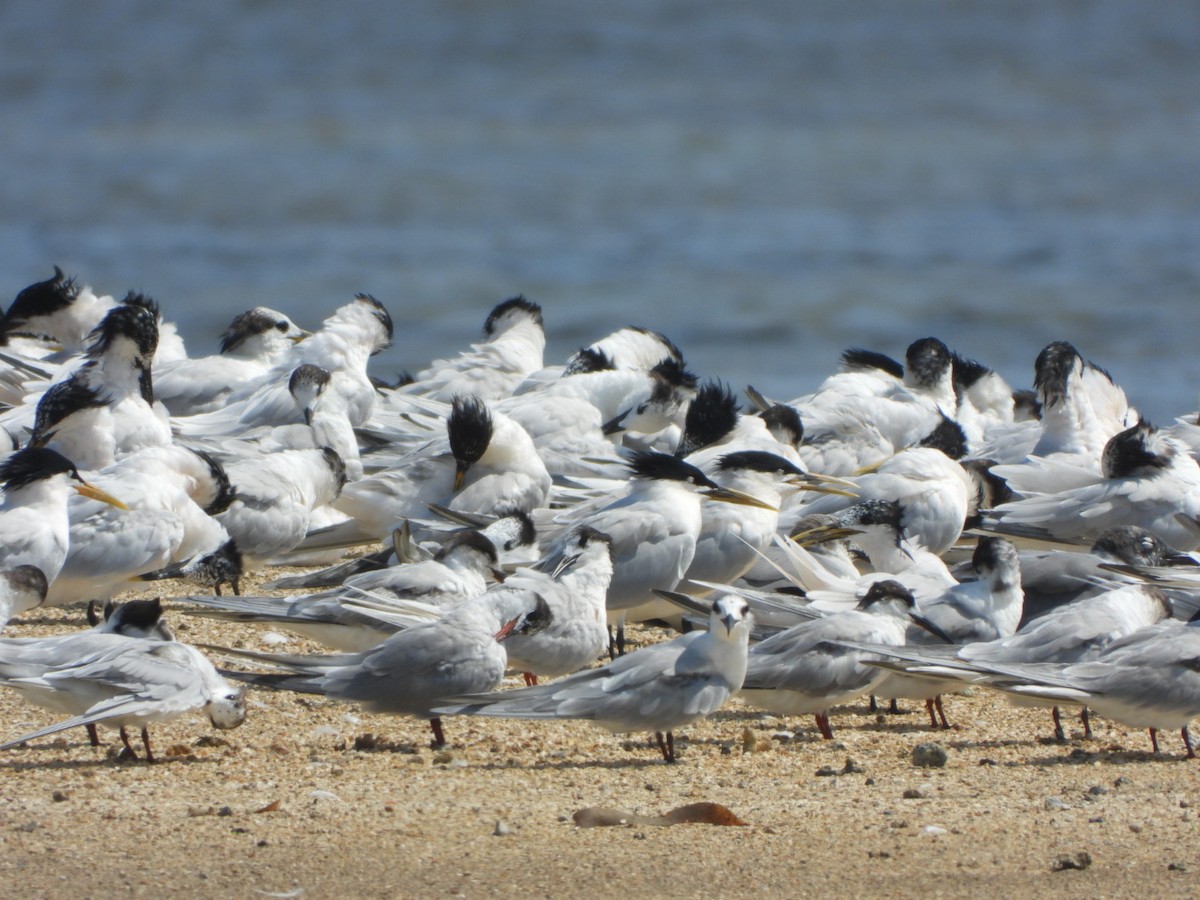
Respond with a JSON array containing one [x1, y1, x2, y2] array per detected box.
[[0, 565, 1196, 899]]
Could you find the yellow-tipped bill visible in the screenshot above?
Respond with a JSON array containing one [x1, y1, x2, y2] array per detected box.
[[74, 482, 129, 510]]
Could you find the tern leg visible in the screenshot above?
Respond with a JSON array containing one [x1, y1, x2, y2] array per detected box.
[[86, 724, 101, 747], [141, 728, 156, 764], [654, 731, 677, 762], [1183, 726, 1195, 760], [1080, 707, 1093, 739], [814, 713, 834, 741], [888, 699, 901, 714], [118, 727, 140, 760], [429, 717, 447, 749], [868, 695, 878, 713], [1149, 728, 1160, 754], [925, 696, 950, 729], [1051, 707, 1065, 742], [522, 672, 538, 686]]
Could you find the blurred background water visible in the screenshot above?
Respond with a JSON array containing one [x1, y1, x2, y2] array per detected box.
[[1, 0, 1198, 421]]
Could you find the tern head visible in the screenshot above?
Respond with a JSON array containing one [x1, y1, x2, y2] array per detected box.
[[972, 535, 1021, 588], [917, 415, 968, 460], [793, 499, 904, 548], [601, 358, 699, 435], [220, 307, 307, 354], [483, 295, 543, 336], [189, 449, 238, 516], [3, 265, 79, 341], [856, 578, 915, 612], [448, 395, 495, 490], [1011, 388, 1042, 422], [716, 450, 807, 481], [436, 528, 501, 577], [494, 594, 553, 642], [1091, 526, 1196, 568], [1033, 341, 1085, 410], [357, 293, 394, 353], [0, 447, 128, 509], [1101, 420, 1176, 479], [85, 299, 159, 402], [288, 364, 332, 424], [675, 380, 740, 458], [758, 404, 804, 449], [206, 686, 248, 730], [481, 509, 538, 556], [904, 337, 953, 391], [551, 525, 616, 577], [710, 594, 753, 637], [29, 379, 108, 448], [96, 597, 175, 640]]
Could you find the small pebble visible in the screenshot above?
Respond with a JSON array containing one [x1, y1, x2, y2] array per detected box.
[[902, 785, 932, 800], [1114, 776, 1133, 788], [1044, 797, 1070, 811], [217, 806, 233, 817], [51, 791, 69, 803], [493, 820, 512, 836], [922, 825, 947, 836], [1087, 785, 1108, 796], [1051, 852, 1092, 872], [1129, 823, 1143, 834], [1168, 863, 1188, 872], [912, 743, 948, 768]]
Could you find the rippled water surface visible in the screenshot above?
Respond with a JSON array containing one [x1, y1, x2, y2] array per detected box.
[[2, 1, 1198, 420]]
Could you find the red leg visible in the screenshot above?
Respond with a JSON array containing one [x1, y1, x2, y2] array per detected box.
[[814, 712, 834, 741], [86, 724, 101, 747], [1080, 707, 1093, 739], [141, 727, 156, 763], [522, 672, 538, 686], [1149, 727, 1160, 753], [933, 695, 950, 729]]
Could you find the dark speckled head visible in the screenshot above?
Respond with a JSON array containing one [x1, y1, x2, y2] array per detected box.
[[221, 308, 295, 354], [30, 379, 108, 447], [904, 337, 952, 389], [1033, 341, 1082, 410], [856, 578, 915, 611], [716, 450, 806, 478]]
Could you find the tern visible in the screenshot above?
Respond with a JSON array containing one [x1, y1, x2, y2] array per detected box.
[[434, 594, 753, 762]]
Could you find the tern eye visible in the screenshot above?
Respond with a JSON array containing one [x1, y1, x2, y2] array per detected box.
[[636, 404, 647, 414], [275, 320, 289, 332]]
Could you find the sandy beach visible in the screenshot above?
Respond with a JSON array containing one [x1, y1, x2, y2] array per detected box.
[[0, 568, 1196, 900]]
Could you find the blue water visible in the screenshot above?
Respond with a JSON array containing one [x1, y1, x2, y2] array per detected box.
[[2, 1, 1198, 421]]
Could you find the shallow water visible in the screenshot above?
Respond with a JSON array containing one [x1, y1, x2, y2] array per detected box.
[[2, 0, 1198, 420]]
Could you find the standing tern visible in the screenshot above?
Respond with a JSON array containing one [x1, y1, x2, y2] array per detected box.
[[218, 591, 550, 747], [434, 595, 753, 762], [739, 579, 915, 740], [0, 637, 246, 762]]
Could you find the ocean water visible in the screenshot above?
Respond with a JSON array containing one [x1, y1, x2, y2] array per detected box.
[[2, 0, 1198, 422]]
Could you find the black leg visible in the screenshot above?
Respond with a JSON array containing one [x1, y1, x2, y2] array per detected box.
[[429, 717, 446, 748]]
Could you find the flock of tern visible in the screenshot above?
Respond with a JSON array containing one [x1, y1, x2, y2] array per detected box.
[[0, 265, 1199, 765]]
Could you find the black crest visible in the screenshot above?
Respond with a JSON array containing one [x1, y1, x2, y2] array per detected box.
[[840, 347, 903, 379], [5, 266, 80, 334], [716, 450, 806, 478], [355, 293, 393, 347], [0, 446, 80, 490], [484, 295, 543, 335], [448, 396, 494, 466], [759, 404, 804, 448], [905, 337, 952, 389], [677, 380, 740, 457], [221, 308, 290, 354], [30, 378, 109, 446]]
